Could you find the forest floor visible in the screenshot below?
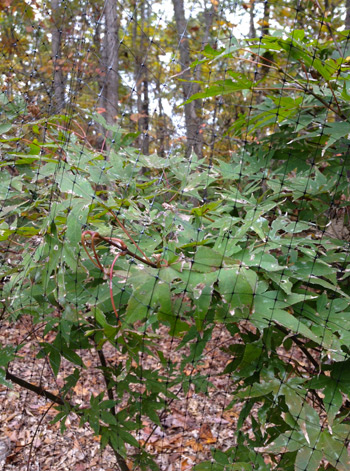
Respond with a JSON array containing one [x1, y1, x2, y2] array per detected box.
[[0, 316, 241, 471]]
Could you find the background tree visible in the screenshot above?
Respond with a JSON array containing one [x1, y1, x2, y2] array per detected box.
[[104, 0, 119, 125], [51, 0, 65, 113]]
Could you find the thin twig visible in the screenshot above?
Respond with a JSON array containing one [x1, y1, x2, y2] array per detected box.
[[26, 404, 54, 471], [272, 324, 320, 370], [96, 347, 130, 471], [312, 0, 344, 59]]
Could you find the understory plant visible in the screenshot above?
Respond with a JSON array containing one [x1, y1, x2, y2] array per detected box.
[[1, 29, 350, 471]]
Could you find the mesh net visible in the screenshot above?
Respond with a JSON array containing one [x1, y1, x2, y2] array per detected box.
[[1, 1, 350, 470]]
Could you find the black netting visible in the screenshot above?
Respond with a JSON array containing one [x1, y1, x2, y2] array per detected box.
[[1, 1, 350, 470]]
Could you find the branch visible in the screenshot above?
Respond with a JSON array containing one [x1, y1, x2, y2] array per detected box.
[[246, 49, 348, 120], [272, 324, 320, 370], [312, 0, 344, 59], [5, 370, 65, 405]]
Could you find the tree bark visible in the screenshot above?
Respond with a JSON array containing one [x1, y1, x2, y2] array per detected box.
[[104, 0, 119, 125], [156, 52, 167, 156], [134, 0, 150, 155], [140, 70, 150, 154], [256, 0, 271, 85], [51, 0, 65, 113], [346, 0, 350, 30], [249, 0, 256, 39], [261, 0, 270, 37], [172, 0, 203, 158], [94, 10, 108, 149], [140, 1, 150, 154]]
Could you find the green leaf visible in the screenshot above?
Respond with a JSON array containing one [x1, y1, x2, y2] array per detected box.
[[237, 378, 279, 399], [323, 122, 350, 150], [94, 307, 109, 328], [49, 348, 61, 377], [61, 345, 85, 368], [319, 431, 350, 471], [125, 274, 157, 323], [295, 446, 323, 471], [182, 77, 253, 105], [0, 345, 16, 367], [116, 428, 140, 448], [100, 400, 117, 409], [60, 172, 95, 199], [0, 123, 12, 134], [0, 368, 12, 388], [323, 380, 343, 426], [218, 266, 258, 308], [66, 201, 90, 246], [100, 410, 117, 425], [257, 429, 306, 454]]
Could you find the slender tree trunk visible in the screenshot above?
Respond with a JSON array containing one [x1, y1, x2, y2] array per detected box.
[[346, 0, 350, 30], [133, 1, 140, 127], [51, 0, 65, 113], [140, 70, 150, 154], [156, 51, 167, 156], [137, 1, 144, 119], [140, 0, 150, 155], [172, 0, 203, 158], [249, 0, 256, 39], [94, 13, 107, 149], [104, 0, 119, 125], [261, 0, 270, 37], [134, 0, 149, 154], [256, 1, 271, 84]]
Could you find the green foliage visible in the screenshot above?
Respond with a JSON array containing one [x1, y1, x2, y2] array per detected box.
[[2, 29, 350, 470]]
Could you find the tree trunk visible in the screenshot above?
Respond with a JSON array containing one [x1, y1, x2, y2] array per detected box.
[[156, 52, 167, 157], [51, 0, 65, 113], [94, 11, 107, 149], [249, 0, 256, 39], [134, 0, 150, 155], [140, 71, 150, 154], [346, 0, 350, 30], [104, 0, 119, 125], [172, 0, 203, 158], [261, 0, 270, 37], [140, 1, 150, 155], [256, 1, 271, 83]]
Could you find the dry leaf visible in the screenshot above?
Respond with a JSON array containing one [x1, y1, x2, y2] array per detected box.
[[181, 458, 192, 470], [130, 113, 148, 122], [199, 424, 216, 444], [185, 438, 203, 452]]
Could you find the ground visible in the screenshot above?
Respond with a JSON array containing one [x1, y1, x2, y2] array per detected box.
[[0, 317, 240, 470]]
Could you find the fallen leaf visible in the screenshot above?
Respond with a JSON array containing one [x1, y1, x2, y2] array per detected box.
[[185, 438, 203, 452], [181, 458, 192, 470], [130, 113, 148, 122], [199, 424, 216, 444]]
